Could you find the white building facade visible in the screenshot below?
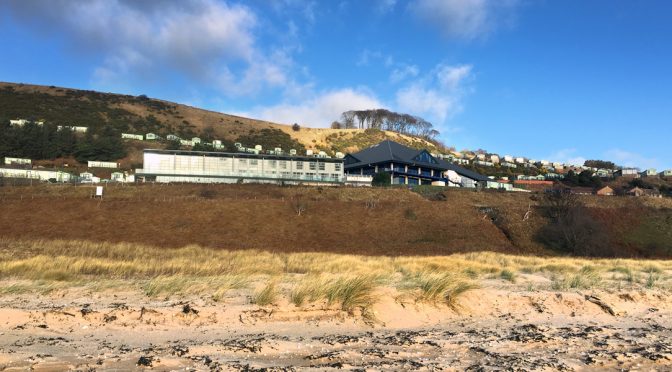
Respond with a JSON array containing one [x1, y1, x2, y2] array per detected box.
[[136, 149, 344, 185], [0, 168, 73, 182]]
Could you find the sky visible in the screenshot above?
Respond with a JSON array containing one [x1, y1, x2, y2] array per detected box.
[[1, 0, 671, 170]]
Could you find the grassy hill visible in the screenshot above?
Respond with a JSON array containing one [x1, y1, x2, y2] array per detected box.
[[0, 82, 443, 165], [0, 184, 670, 258]]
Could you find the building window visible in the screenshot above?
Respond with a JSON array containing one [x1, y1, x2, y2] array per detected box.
[[296, 162, 303, 170], [280, 160, 287, 169], [309, 162, 317, 171], [269, 160, 277, 168], [335, 163, 341, 171], [238, 159, 247, 165], [318, 162, 325, 171], [250, 159, 258, 166]]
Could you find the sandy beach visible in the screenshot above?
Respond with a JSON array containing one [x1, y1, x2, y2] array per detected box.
[[1, 284, 671, 371]]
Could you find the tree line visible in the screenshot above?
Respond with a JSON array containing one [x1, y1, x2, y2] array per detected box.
[[0, 120, 126, 163], [331, 109, 440, 140]]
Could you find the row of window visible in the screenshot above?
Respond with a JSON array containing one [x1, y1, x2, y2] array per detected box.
[[147, 155, 342, 173]]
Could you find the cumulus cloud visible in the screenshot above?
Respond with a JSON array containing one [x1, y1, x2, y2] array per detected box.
[[604, 149, 662, 170], [3, 0, 291, 95], [395, 64, 473, 125], [409, 0, 518, 40], [250, 89, 384, 127]]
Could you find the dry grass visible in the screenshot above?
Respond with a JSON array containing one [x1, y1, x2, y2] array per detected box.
[[399, 271, 477, 309], [252, 281, 278, 306], [290, 275, 379, 314], [0, 239, 671, 309]]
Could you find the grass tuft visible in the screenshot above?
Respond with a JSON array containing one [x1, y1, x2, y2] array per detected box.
[[500, 269, 516, 283], [403, 271, 477, 309], [252, 281, 278, 306]]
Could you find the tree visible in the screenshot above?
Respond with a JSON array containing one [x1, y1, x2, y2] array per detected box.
[[372, 171, 391, 187], [337, 109, 440, 140], [584, 160, 616, 170], [537, 189, 612, 257], [292, 123, 300, 131], [166, 140, 181, 150], [201, 126, 216, 142], [330, 121, 342, 129]]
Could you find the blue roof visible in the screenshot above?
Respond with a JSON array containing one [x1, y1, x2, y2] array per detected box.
[[345, 140, 489, 182]]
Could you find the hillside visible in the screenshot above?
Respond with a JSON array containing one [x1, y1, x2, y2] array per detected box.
[[0, 82, 443, 164], [0, 184, 670, 258]]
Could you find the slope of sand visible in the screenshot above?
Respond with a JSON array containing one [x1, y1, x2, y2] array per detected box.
[[1, 286, 671, 371]]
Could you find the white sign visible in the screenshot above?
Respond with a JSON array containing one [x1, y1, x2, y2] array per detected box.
[[96, 186, 104, 197]]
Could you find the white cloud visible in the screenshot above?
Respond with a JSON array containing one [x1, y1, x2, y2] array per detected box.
[[250, 88, 384, 127], [390, 64, 419, 83], [604, 149, 662, 170], [547, 148, 586, 167], [4, 0, 293, 96], [409, 0, 518, 40], [395, 64, 473, 124]]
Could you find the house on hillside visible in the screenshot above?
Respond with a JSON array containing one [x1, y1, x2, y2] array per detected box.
[[595, 169, 610, 178], [570, 187, 595, 195], [111, 172, 125, 182], [121, 133, 144, 140], [660, 170, 672, 178], [57, 125, 88, 133], [167, 134, 181, 141], [628, 187, 661, 198], [0, 167, 73, 182], [641, 168, 658, 177], [615, 169, 639, 178], [344, 140, 489, 188], [4, 157, 31, 166], [489, 155, 500, 163], [146, 133, 160, 140], [79, 172, 100, 184], [9, 119, 30, 127], [596, 186, 614, 196], [474, 160, 494, 167], [88, 160, 118, 169]]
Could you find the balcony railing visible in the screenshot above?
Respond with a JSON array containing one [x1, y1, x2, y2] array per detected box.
[[137, 168, 343, 182]]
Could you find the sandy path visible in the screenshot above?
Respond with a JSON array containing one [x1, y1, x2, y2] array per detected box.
[[1, 288, 671, 371]]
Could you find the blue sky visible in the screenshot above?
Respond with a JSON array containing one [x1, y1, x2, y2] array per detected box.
[[1, 0, 671, 169]]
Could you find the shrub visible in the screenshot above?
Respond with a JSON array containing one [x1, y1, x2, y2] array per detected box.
[[372, 172, 391, 187], [252, 281, 278, 306], [537, 190, 612, 257], [500, 269, 516, 283]]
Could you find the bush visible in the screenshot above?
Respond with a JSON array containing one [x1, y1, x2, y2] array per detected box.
[[537, 190, 613, 257], [371, 172, 391, 187], [292, 123, 300, 131]]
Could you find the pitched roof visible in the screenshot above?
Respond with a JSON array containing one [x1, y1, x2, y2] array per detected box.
[[345, 140, 489, 182], [346, 140, 429, 165], [438, 159, 490, 182]]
